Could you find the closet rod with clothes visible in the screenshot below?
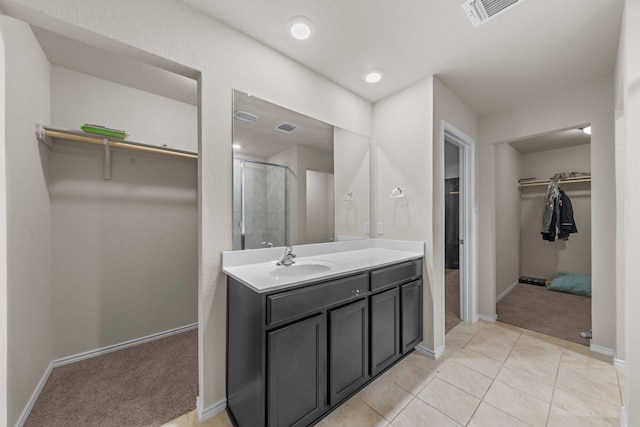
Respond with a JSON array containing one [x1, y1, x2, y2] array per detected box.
[[518, 177, 591, 189], [35, 124, 198, 160]]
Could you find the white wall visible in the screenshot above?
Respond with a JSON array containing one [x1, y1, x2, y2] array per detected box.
[[373, 76, 478, 353], [51, 66, 198, 153], [620, 0, 640, 423], [49, 141, 198, 359], [0, 0, 373, 414], [374, 77, 435, 347], [306, 170, 334, 243], [334, 128, 370, 240], [50, 65, 198, 359], [0, 17, 6, 423], [479, 76, 616, 351], [432, 77, 479, 347], [295, 145, 333, 245], [519, 144, 591, 280], [0, 16, 52, 426], [494, 143, 521, 297]]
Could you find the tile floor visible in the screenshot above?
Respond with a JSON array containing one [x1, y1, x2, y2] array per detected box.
[[162, 320, 624, 427]]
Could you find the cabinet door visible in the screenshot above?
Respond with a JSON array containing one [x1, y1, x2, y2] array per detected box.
[[370, 288, 400, 376], [267, 314, 326, 427], [329, 299, 369, 406], [401, 279, 423, 354]]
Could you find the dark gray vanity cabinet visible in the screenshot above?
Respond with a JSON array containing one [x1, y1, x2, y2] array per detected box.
[[226, 257, 423, 427], [328, 299, 368, 406], [370, 288, 400, 376], [268, 314, 326, 427], [401, 279, 423, 354], [369, 260, 423, 375]]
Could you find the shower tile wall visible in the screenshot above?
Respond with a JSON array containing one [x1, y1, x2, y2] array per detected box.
[[233, 160, 289, 250], [245, 166, 268, 249], [266, 165, 288, 247], [233, 160, 242, 250]]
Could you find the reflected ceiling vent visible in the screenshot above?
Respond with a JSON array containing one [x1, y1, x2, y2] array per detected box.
[[275, 122, 298, 133], [462, 0, 521, 27], [234, 110, 258, 123]]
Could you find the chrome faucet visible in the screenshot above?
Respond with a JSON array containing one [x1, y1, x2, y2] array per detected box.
[[260, 242, 274, 248], [276, 246, 296, 266]]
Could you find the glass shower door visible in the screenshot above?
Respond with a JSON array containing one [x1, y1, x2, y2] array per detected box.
[[233, 159, 288, 250]]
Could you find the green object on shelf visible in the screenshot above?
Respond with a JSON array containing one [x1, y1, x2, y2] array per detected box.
[[81, 123, 128, 139]]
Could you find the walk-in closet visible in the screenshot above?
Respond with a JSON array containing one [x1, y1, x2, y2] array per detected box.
[[494, 127, 592, 345], [6, 21, 199, 426]]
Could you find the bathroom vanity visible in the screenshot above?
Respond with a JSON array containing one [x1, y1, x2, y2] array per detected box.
[[223, 240, 424, 427]]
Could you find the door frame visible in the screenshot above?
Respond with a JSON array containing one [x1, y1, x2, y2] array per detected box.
[[442, 121, 477, 323]]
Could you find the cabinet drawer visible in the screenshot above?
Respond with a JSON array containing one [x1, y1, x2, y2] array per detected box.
[[370, 259, 422, 292], [267, 273, 368, 325]]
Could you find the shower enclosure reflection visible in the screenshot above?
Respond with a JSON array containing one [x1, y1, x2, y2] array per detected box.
[[233, 159, 289, 250], [232, 90, 371, 250]]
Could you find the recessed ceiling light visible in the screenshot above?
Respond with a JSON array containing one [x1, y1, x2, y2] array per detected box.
[[232, 142, 241, 150], [582, 126, 592, 135], [289, 16, 313, 40], [364, 69, 384, 84]]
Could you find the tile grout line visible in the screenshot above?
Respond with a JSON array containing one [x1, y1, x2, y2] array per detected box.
[[544, 350, 562, 427]]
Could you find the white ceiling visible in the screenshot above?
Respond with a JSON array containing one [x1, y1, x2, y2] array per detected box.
[[509, 127, 590, 155], [181, 0, 624, 115]]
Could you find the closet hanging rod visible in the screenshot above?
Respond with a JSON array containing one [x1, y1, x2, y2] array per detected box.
[[518, 177, 591, 188], [35, 124, 198, 160]]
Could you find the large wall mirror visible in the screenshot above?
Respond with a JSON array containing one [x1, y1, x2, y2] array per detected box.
[[232, 90, 371, 250]]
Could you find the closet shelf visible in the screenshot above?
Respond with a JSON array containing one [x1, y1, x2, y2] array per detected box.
[[35, 124, 198, 160], [518, 176, 591, 189]]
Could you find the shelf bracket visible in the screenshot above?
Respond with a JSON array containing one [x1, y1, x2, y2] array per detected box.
[[103, 138, 112, 180], [35, 123, 53, 148]]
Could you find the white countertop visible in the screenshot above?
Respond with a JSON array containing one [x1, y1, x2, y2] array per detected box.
[[222, 239, 424, 293]]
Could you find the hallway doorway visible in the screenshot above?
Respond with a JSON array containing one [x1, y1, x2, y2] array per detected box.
[[445, 140, 461, 333], [442, 122, 477, 336]]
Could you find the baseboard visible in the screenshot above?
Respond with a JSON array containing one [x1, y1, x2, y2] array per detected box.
[[614, 358, 626, 369], [15, 362, 53, 427], [496, 281, 519, 303], [620, 406, 627, 427], [415, 344, 444, 360], [590, 343, 615, 358], [53, 323, 198, 368], [197, 396, 227, 422], [477, 314, 497, 323]]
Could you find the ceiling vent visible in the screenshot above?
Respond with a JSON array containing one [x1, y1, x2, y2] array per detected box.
[[234, 110, 258, 123], [462, 0, 521, 27], [275, 122, 298, 133]]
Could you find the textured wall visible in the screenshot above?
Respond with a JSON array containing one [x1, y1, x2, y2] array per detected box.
[[432, 77, 479, 345], [621, 0, 640, 423], [0, 0, 372, 415], [494, 143, 521, 298], [334, 128, 371, 241], [519, 144, 592, 280], [0, 16, 53, 426], [51, 66, 198, 153], [479, 76, 616, 351], [49, 141, 198, 359], [374, 77, 435, 347]]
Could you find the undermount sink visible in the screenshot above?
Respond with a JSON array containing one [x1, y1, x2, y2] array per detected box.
[[269, 260, 335, 278]]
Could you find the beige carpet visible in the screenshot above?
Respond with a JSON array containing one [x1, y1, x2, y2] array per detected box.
[[25, 329, 198, 427], [445, 269, 461, 334], [497, 284, 591, 346]]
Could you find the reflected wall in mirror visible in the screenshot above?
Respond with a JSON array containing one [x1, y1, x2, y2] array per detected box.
[[232, 90, 371, 250]]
